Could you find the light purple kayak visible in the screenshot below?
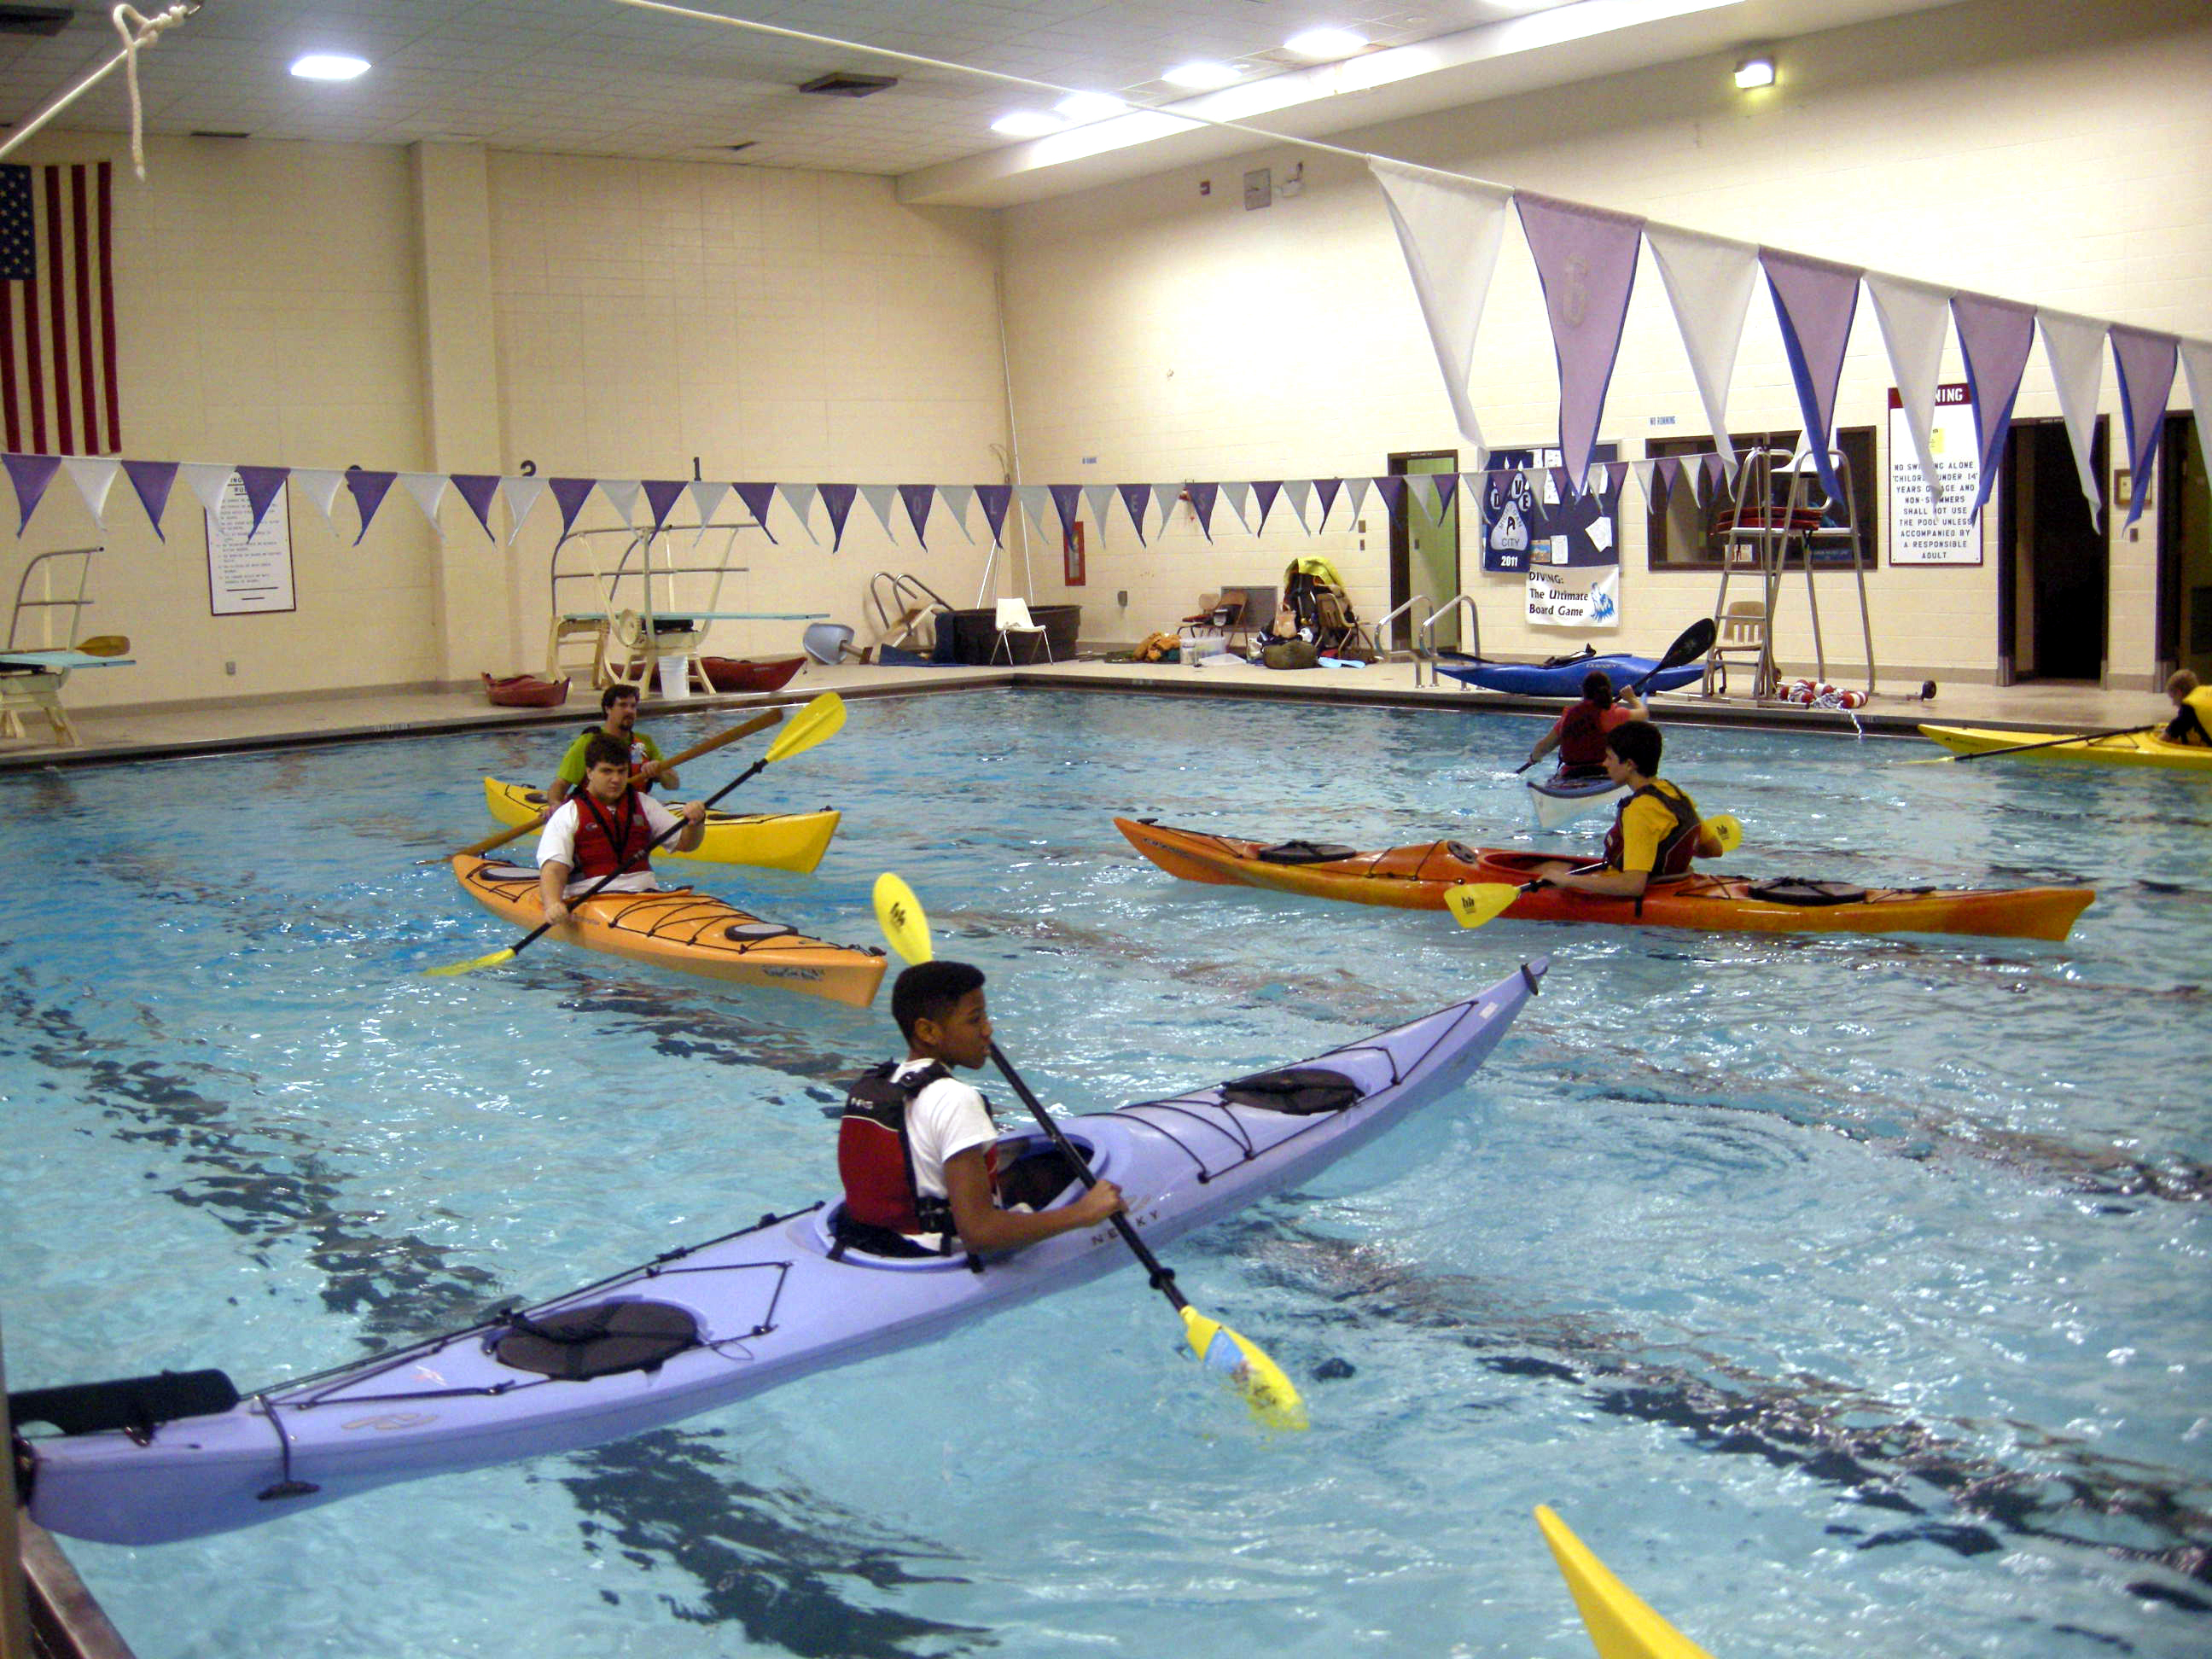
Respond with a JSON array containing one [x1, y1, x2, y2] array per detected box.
[[24, 960, 1546, 1545]]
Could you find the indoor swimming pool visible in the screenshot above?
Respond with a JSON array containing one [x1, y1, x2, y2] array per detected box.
[[3, 687, 2206, 1657]]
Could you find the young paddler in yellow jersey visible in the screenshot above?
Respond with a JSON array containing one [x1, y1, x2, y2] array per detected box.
[[2164, 669, 2212, 747], [1529, 720, 1724, 899]]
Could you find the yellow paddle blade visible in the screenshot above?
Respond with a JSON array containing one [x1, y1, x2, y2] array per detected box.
[[1534, 1506, 1714, 1659], [1702, 812, 1743, 855], [1181, 1306, 1307, 1431], [74, 634, 129, 657], [765, 691, 846, 762], [1444, 882, 1520, 929], [424, 946, 515, 978], [872, 872, 935, 966]]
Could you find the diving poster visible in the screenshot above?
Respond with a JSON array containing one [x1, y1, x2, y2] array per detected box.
[[1479, 444, 1621, 573]]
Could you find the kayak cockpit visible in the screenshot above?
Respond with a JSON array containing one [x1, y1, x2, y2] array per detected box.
[[803, 1133, 1104, 1271]]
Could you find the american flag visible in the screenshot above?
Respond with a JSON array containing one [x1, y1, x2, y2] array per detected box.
[[0, 161, 119, 456]]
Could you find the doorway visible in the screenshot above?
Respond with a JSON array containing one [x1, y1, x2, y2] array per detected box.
[[1388, 450, 1458, 650], [2157, 414, 2210, 683], [1999, 417, 2108, 684]]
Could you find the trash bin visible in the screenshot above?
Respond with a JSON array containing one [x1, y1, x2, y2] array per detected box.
[[946, 604, 1081, 665]]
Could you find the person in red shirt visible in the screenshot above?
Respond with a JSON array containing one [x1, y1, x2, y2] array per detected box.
[[1522, 670, 1649, 779]]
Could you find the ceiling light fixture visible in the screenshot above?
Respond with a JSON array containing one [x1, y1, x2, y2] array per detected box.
[[1733, 54, 1775, 90], [1054, 91, 1126, 123], [990, 110, 1064, 137], [1161, 60, 1242, 91], [290, 53, 370, 82], [1284, 27, 1368, 61]]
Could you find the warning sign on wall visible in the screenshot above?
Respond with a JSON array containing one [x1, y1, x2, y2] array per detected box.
[[1886, 383, 1982, 566]]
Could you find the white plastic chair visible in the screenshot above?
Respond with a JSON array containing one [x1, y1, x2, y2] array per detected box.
[[988, 597, 1052, 665]]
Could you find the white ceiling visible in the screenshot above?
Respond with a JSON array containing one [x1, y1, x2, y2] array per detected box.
[[0, 0, 1962, 200]]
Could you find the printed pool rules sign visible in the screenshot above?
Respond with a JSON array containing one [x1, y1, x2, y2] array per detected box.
[[1887, 383, 1982, 565], [206, 474, 297, 614]]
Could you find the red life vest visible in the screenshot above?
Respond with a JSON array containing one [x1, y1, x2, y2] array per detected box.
[[1602, 781, 1702, 878], [568, 789, 655, 880], [1555, 701, 1631, 769], [838, 1062, 999, 1246]]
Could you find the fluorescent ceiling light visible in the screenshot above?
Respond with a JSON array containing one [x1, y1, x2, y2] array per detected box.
[[1284, 27, 1368, 61], [1054, 92, 1127, 123], [1161, 60, 1243, 90], [991, 110, 1064, 137], [1733, 55, 1775, 89], [290, 54, 370, 82]]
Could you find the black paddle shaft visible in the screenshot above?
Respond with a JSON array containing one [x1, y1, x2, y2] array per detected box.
[[1953, 724, 2157, 761], [1627, 616, 1717, 696], [512, 757, 768, 955], [987, 1043, 1189, 1308]]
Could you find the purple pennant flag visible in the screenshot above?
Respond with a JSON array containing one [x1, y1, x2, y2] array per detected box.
[[1313, 477, 1343, 527], [549, 477, 598, 538], [4, 452, 61, 533], [1371, 474, 1406, 517], [1048, 482, 1083, 546], [2110, 325, 2178, 527], [346, 469, 399, 544], [1760, 248, 1862, 502], [449, 474, 502, 539], [642, 479, 689, 533], [732, 481, 780, 543], [1950, 294, 2036, 517], [235, 465, 291, 538], [899, 484, 936, 548], [1548, 466, 1578, 504], [1116, 482, 1150, 544], [1515, 192, 1645, 482], [1184, 480, 1219, 541], [1699, 452, 1727, 504], [123, 458, 178, 538], [1432, 473, 1458, 516], [818, 484, 858, 552], [975, 484, 1012, 546], [1250, 480, 1283, 534]]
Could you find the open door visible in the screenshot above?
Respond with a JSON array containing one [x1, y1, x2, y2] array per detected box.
[[2158, 414, 2211, 684], [1388, 450, 1458, 650], [1999, 417, 2108, 683]]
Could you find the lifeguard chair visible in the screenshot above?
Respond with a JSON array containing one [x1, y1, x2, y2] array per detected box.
[[1703, 445, 1876, 701]]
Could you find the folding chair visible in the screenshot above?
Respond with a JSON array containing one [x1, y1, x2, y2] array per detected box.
[[1703, 599, 1772, 696], [988, 597, 1052, 665]]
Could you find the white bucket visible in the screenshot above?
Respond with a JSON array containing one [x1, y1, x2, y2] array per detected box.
[[656, 654, 690, 700]]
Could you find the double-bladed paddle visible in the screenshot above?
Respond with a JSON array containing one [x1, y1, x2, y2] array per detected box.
[[870, 872, 1307, 1432], [430, 708, 787, 864], [1443, 813, 1743, 928], [1904, 724, 2159, 765], [1514, 618, 1718, 773], [426, 693, 845, 976]]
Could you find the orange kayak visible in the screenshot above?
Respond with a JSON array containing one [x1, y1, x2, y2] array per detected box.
[[1112, 818, 2093, 941], [451, 855, 887, 1005]]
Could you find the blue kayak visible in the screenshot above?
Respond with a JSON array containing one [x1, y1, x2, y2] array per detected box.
[[1437, 654, 1703, 697], [22, 962, 1545, 1545]]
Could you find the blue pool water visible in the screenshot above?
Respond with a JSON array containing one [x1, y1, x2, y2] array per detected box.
[[2, 688, 2207, 1657]]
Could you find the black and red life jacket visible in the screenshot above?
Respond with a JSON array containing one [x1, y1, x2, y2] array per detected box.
[[837, 1062, 999, 1248], [1556, 700, 1629, 769], [568, 788, 655, 880], [1602, 780, 1702, 879]]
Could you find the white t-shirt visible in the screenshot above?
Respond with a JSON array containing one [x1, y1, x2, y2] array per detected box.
[[894, 1061, 998, 1246], [534, 793, 681, 897]]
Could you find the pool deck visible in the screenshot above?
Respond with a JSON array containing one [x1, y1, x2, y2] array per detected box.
[[0, 655, 2179, 772]]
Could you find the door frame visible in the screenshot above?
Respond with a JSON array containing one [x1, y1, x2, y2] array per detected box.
[[1388, 448, 1457, 650], [1997, 415, 2107, 685]]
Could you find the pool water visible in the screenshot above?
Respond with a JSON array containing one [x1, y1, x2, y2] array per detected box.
[[3, 688, 2207, 1658]]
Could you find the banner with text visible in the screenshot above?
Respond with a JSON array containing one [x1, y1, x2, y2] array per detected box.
[[1886, 383, 1981, 565], [1527, 563, 1619, 629]]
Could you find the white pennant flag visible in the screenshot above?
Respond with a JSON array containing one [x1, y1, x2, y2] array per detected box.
[[1150, 483, 1182, 535], [687, 479, 731, 538], [780, 483, 820, 543], [1865, 272, 1954, 493], [2037, 310, 2110, 526], [179, 463, 236, 515], [597, 480, 641, 527], [290, 469, 346, 535], [1015, 484, 1055, 540], [1343, 476, 1374, 524], [2183, 337, 2212, 487], [1219, 480, 1254, 533], [400, 472, 450, 533], [1082, 484, 1116, 543], [1281, 478, 1313, 533], [936, 483, 977, 544], [858, 483, 902, 540], [499, 476, 547, 545], [1644, 223, 1758, 477], [1369, 158, 1513, 456], [61, 457, 119, 523]]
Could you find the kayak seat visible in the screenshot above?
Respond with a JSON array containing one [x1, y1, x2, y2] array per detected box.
[[1745, 878, 1874, 906], [1222, 1066, 1362, 1115], [475, 864, 538, 882], [492, 1300, 700, 1381], [1256, 840, 1358, 864], [725, 922, 799, 942]]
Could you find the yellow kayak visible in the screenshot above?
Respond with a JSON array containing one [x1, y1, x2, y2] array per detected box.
[[1918, 725, 2212, 772], [1535, 1506, 1714, 1659], [484, 778, 840, 872]]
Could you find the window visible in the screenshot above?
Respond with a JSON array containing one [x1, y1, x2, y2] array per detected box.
[[1644, 428, 1878, 569]]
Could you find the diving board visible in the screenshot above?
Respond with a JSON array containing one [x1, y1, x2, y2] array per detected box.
[[0, 650, 135, 748]]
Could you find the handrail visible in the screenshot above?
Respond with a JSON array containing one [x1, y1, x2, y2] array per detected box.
[[1370, 594, 1429, 669], [868, 571, 956, 646], [9, 548, 97, 652], [1416, 593, 1482, 687]]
